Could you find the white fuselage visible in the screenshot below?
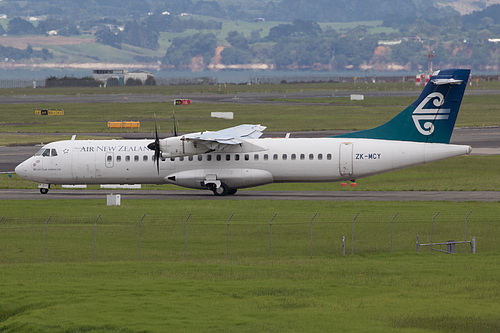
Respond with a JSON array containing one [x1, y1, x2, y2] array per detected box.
[[15, 137, 471, 190]]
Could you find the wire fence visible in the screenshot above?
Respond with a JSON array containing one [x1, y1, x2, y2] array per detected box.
[[0, 211, 496, 263]]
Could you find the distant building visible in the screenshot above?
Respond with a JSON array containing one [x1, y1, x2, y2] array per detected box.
[[92, 69, 155, 86], [378, 40, 402, 46]]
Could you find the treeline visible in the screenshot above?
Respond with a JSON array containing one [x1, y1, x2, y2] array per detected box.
[[2, 1, 500, 70], [45, 76, 157, 87], [161, 18, 500, 71], [0, 44, 53, 61], [0, 0, 455, 23]]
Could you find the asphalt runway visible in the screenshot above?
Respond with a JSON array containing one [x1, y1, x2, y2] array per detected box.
[[2, 189, 499, 202]]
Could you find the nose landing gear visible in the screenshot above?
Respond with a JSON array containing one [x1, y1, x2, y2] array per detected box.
[[38, 183, 50, 194]]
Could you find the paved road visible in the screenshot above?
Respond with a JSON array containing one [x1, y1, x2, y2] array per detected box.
[[1, 89, 498, 105], [1, 189, 499, 201]]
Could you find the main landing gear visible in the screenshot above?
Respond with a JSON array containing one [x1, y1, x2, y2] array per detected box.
[[208, 183, 237, 196]]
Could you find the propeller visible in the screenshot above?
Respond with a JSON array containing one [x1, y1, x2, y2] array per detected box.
[[147, 122, 161, 174], [172, 111, 178, 137]]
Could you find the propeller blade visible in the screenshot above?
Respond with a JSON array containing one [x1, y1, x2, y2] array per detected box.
[[147, 122, 161, 174], [173, 112, 178, 137]]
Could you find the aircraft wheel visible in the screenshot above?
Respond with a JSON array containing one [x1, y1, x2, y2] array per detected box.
[[212, 183, 229, 196], [227, 189, 238, 195], [40, 188, 49, 194]]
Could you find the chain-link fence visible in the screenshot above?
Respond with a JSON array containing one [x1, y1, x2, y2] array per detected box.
[[0, 210, 495, 264]]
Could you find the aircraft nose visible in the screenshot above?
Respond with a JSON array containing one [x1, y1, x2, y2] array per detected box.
[[15, 160, 29, 179]]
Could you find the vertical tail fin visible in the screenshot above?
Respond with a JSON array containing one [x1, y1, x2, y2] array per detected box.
[[334, 69, 470, 143]]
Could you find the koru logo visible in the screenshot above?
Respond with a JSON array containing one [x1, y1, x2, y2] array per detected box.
[[412, 92, 449, 135]]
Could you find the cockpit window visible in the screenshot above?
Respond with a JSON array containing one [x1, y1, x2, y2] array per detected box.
[[36, 148, 57, 157]]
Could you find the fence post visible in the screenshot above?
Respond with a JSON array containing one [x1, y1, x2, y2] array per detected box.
[[465, 210, 472, 243], [227, 213, 234, 259], [416, 235, 420, 252], [391, 213, 398, 253], [431, 212, 440, 253], [471, 237, 476, 254], [310, 212, 317, 257], [269, 213, 277, 257], [351, 212, 360, 255], [44, 216, 52, 263], [184, 213, 191, 261], [138, 214, 146, 262], [94, 215, 100, 262], [342, 236, 345, 256]]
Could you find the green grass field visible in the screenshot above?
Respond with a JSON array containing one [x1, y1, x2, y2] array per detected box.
[[1, 93, 500, 144], [1, 200, 499, 332]]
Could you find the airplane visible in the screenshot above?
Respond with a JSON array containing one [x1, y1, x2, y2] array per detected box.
[[15, 68, 471, 196]]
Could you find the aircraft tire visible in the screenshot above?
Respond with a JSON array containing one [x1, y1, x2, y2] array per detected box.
[[213, 183, 229, 196], [227, 189, 238, 195], [40, 188, 49, 194]]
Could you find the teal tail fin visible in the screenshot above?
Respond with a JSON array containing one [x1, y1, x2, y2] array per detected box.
[[334, 68, 470, 143]]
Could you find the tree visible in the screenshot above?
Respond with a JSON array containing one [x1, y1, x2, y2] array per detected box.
[[163, 33, 217, 66], [122, 21, 159, 50], [226, 31, 249, 50], [220, 47, 253, 65], [95, 27, 122, 49], [125, 78, 142, 86], [7, 17, 38, 35], [145, 76, 157, 86]]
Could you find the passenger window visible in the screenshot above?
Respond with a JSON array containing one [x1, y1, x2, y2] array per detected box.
[[327, 153, 332, 160], [134, 155, 139, 162], [244, 154, 249, 161], [282, 154, 287, 160], [264, 154, 268, 161], [179, 157, 184, 161], [107, 155, 112, 162], [318, 154, 323, 160], [291, 154, 296, 160], [226, 154, 231, 161], [117, 156, 121, 162], [235, 154, 240, 161], [207, 155, 212, 161], [170, 157, 175, 161], [188, 156, 193, 161], [198, 155, 203, 161], [125, 156, 130, 162], [300, 154, 305, 160], [51, 149, 58, 157], [273, 154, 278, 160], [143, 155, 148, 162], [216, 155, 221, 161], [254, 154, 259, 161], [309, 154, 314, 160]]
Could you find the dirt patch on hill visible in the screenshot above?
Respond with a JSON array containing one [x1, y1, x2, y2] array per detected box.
[[0, 36, 94, 49]]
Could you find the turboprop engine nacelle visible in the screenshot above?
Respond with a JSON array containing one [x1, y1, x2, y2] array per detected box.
[[158, 134, 209, 157]]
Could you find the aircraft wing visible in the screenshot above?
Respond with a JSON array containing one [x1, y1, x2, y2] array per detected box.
[[185, 124, 266, 145], [156, 124, 267, 157]]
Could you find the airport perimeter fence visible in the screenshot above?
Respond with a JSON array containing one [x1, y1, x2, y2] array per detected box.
[[0, 210, 496, 264], [0, 79, 45, 89]]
